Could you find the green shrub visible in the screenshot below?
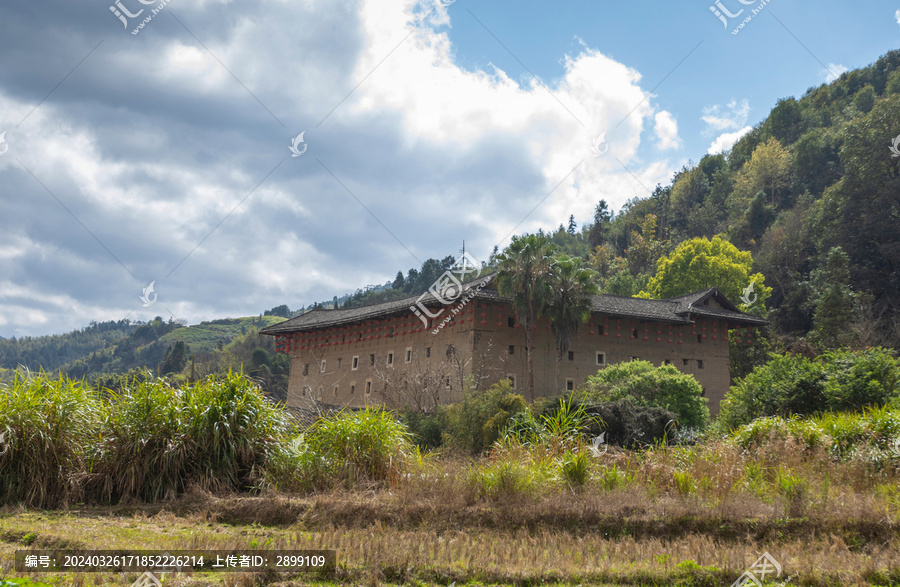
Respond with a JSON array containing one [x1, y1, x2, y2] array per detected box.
[[465, 457, 547, 501], [718, 354, 828, 431], [730, 407, 900, 469], [502, 396, 599, 450], [776, 470, 809, 517], [0, 372, 105, 508], [268, 407, 415, 491], [597, 465, 630, 491], [579, 360, 709, 429], [822, 348, 900, 412], [399, 408, 446, 450], [558, 451, 591, 487], [578, 399, 678, 448], [718, 349, 900, 430], [673, 470, 695, 496], [444, 380, 527, 453]]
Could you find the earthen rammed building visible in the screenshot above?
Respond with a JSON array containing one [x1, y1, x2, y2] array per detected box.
[[260, 273, 767, 416]]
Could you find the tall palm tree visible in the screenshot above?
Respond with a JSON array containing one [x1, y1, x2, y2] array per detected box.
[[496, 234, 555, 401], [544, 254, 599, 390]]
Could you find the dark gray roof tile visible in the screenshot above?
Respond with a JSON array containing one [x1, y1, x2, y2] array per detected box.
[[261, 272, 767, 334]]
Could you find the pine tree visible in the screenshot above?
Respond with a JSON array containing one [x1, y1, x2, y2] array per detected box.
[[812, 247, 855, 348]]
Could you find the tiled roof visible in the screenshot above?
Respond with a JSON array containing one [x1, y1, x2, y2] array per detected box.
[[260, 273, 497, 335], [261, 272, 767, 334]]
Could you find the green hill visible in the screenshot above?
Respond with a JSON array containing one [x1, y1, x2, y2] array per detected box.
[[159, 316, 286, 354]]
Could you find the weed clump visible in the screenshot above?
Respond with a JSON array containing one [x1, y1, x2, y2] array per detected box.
[[265, 407, 415, 492]]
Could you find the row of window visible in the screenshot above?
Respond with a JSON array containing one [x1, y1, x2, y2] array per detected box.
[[503, 320, 708, 344], [303, 373, 456, 399], [507, 348, 705, 370], [301, 379, 374, 397], [304, 348, 418, 375], [307, 350, 706, 374]]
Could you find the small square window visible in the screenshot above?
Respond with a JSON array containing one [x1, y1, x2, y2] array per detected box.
[[426, 347, 431, 358], [445, 376, 451, 387], [387, 352, 394, 365], [352, 356, 359, 370], [596, 352, 606, 366], [632, 329, 638, 338], [507, 316, 516, 328], [598, 325, 605, 335], [302, 386, 310, 397], [682, 358, 689, 366], [406, 348, 412, 363], [664, 359, 672, 365], [369, 353, 375, 366], [697, 360, 704, 369], [303, 363, 309, 376], [365, 380, 372, 395], [507, 374, 516, 389], [320, 360, 326, 373], [697, 334, 703, 344], [568, 351, 574, 361], [333, 384, 339, 397], [508, 345, 515, 355], [566, 379, 574, 391], [350, 384, 355, 395], [337, 358, 342, 368]]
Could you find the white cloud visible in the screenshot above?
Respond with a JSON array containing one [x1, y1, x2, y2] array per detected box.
[[0, 0, 681, 336], [823, 63, 848, 83], [654, 111, 680, 150], [707, 126, 753, 155], [701, 99, 750, 133], [895, 9, 900, 26], [346, 0, 675, 235]]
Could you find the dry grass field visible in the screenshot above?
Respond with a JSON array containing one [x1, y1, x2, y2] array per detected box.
[[2, 375, 900, 586]]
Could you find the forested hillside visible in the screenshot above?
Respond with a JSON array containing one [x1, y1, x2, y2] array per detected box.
[[0, 320, 138, 373], [599, 49, 900, 350]]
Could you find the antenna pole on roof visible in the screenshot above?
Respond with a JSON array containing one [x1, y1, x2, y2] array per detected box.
[[460, 240, 465, 259]]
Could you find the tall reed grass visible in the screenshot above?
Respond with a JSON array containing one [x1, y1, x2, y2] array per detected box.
[[0, 372, 104, 507], [95, 372, 292, 502], [1, 371, 291, 506]]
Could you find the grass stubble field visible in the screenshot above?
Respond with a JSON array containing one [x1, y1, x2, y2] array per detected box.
[[1, 374, 900, 586]]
